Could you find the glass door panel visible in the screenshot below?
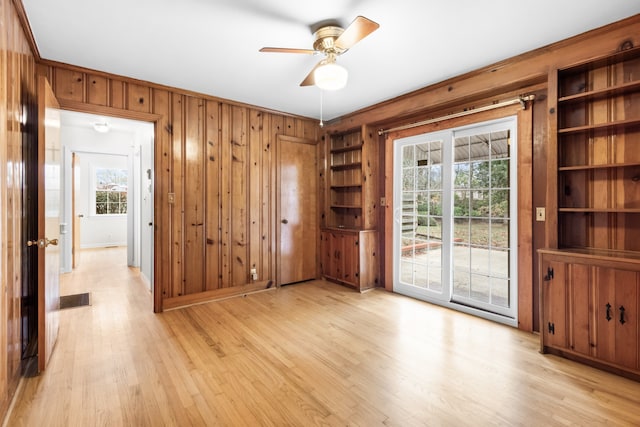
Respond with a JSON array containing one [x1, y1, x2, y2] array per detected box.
[[396, 137, 446, 297], [394, 117, 517, 322]]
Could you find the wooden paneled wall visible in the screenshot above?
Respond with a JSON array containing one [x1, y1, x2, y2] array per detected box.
[[0, 0, 37, 417], [42, 63, 319, 310], [326, 14, 640, 332]]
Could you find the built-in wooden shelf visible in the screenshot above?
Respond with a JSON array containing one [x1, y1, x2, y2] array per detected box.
[[330, 144, 363, 154], [558, 80, 640, 104], [558, 162, 640, 171], [330, 162, 362, 171], [558, 117, 640, 134], [330, 184, 362, 189], [559, 208, 640, 213]]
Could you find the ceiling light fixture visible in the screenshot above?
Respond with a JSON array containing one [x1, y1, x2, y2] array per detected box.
[[93, 121, 109, 133], [314, 55, 348, 91]]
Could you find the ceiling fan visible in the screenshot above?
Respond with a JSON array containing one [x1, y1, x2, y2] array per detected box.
[[260, 16, 379, 90]]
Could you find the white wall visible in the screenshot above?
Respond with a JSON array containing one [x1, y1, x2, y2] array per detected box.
[[59, 113, 153, 288], [76, 152, 128, 248]]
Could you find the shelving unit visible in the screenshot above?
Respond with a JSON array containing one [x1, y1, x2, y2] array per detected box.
[[320, 126, 380, 291], [555, 46, 640, 251], [539, 46, 640, 381]]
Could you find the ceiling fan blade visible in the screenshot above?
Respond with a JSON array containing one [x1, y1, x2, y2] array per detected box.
[[335, 16, 379, 51], [259, 47, 316, 54], [300, 61, 323, 86]]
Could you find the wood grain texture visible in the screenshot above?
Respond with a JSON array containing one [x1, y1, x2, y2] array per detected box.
[[539, 249, 640, 380], [7, 247, 640, 426], [42, 59, 317, 309], [0, 0, 37, 418], [277, 136, 318, 285]]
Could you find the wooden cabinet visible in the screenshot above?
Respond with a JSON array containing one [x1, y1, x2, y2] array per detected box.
[[320, 125, 380, 291], [320, 229, 378, 292], [539, 250, 640, 379], [540, 47, 640, 379]]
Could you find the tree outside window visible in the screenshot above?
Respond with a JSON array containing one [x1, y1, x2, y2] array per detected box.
[[95, 168, 127, 215]]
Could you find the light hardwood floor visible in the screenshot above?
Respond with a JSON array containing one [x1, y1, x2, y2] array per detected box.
[[6, 247, 640, 426]]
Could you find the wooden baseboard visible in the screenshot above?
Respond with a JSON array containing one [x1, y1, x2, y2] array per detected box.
[[162, 280, 276, 310]]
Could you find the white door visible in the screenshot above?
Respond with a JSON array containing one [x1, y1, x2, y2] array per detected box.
[[393, 117, 518, 324]]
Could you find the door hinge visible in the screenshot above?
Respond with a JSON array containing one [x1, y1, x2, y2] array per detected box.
[[548, 322, 555, 335], [544, 267, 554, 281]]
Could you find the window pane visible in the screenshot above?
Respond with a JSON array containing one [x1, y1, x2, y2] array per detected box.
[[453, 191, 470, 217], [470, 274, 490, 303], [402, 145, 414, 167], [491, 219, 509, 248], [402, 168, 414, 191], [96, 191, 108, 203], [470, 218, 490, 246], [491, 190, 509, 218], [453, 163, 470, 188], [454, 137, 469, 162], [96, 203, 107, 214], [471, 161, 490, 188], [491, 160, 509, 188]]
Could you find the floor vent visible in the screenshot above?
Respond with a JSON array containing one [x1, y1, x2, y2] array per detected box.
[[59, 292, 91, 309]]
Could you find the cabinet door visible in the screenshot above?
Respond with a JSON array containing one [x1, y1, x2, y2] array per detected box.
[[568, 263, 592, 356], [541, 259, 568, 349], [595, 268, 639, 370], [319, 231, 329, 277], [340, 233, 359, 287]]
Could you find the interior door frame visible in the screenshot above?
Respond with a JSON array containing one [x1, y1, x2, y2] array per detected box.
[[57, 100, 161, 312], [275, 134, 319, 286]]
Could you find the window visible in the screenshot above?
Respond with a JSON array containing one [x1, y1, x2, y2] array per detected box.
[[95, 168, 128, 215], [393, 116, 518, 325]]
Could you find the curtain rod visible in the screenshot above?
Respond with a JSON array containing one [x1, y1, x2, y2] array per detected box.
[[378, 94, 536, 136]]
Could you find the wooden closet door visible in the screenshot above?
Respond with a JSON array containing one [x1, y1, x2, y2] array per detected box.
[[277, 136, 318, 285]]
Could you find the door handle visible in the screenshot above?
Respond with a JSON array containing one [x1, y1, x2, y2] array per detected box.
[[27, 238, 58, 248], [45, 238, 59, 247], [281, 219, 288, 224]]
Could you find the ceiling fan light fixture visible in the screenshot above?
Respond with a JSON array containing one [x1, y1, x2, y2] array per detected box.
[[314, 62, 348, 91]]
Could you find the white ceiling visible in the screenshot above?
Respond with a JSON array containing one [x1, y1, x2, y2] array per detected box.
[[22, 0, 639, 121]]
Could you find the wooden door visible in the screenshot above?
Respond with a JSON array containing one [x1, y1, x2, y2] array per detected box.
[[595, 267, 638, 370], [341, 232, 359, 287], [568, 263, 591, 356], [277, 135, 317, 285], [37, 76, 61, 372], [541, 258, 568, 349], [72, 152, 80, 268]]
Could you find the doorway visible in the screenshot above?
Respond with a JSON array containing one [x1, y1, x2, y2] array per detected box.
[[393, 116, 518, 325], [59, 110, 154, 292]]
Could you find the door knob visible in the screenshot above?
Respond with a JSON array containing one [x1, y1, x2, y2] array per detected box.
[[281, 219, 288, 224], [45, 238, 59, 247], [27, 238, 58, 248]]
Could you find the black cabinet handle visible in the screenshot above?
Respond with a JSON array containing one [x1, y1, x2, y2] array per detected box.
[[619, 306, 626, 325], [606, 303, 612, 321]]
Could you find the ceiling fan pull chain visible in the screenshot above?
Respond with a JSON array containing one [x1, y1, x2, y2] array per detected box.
[[319, 89, 324, 128]]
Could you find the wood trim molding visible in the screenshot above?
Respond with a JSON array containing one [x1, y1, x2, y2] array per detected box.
[[162, 281, 276, 310], [40, 59, 316, 121], [57, 99, 162, 122], [11, 0, 40, 59]]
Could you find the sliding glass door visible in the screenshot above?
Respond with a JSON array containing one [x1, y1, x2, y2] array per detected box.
[[393, 117, 518, 323]]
